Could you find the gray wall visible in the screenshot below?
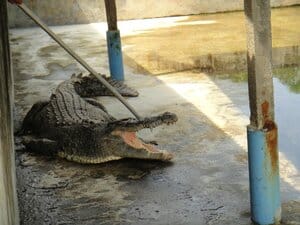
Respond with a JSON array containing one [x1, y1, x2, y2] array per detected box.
[[8, 0, 300, 28], [0, 1, 19, 225]]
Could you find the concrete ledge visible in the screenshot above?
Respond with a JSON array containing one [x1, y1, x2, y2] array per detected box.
[[124, 46, 299, 75], [121, 7, 300, 75]]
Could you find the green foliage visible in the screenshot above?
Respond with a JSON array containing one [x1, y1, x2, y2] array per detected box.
[[214, 66, 300, 93], [273, 67, 300, 93]]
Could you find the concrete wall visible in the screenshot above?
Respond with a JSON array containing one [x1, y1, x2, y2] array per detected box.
[[8, 0, 300, 27], [0, 1, 19, 225]]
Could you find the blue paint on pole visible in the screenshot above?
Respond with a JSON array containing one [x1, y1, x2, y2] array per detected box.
[[106, 30, 124, 81], [247, 125, 281, 225]]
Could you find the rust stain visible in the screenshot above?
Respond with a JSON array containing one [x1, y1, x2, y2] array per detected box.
[[263, 119, 276, 130], [261, 100, 276, 130], [262, 101, 278, 173], [266, 122, 279, 173], [261, 100, 269, 121]]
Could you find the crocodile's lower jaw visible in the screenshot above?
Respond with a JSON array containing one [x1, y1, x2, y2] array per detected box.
[[112, 130, 161, 153], [58, 151, 122, 164]]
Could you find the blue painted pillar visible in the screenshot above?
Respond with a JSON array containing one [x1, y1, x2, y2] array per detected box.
[[106, 30, 124, 81], [104, 0, 124, 81], [244, 0, 281, 224], [247, 126, 281, 224]]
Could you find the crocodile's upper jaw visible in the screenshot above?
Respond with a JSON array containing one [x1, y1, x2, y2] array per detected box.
[[108, 112, 178, 132]]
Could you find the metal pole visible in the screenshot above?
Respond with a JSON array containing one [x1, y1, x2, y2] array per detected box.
[[104, 0, 125, 81], [17, 3, 141, 120], [244, 0, 281, 224], [0, 2, 20, 225]]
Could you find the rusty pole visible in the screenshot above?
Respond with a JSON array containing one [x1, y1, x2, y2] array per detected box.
[[244, 0, 281, 224], [104, 0, 125, 81], [0, 1, 20, 225]]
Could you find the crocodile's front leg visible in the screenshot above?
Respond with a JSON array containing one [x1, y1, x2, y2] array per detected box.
[[22, 135, 58, 156]]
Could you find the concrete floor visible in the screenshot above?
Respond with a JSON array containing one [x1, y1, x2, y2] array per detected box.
[[10, 7, 299, 225]]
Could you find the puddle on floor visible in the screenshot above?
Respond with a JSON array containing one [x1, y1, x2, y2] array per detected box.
[[214, 66, 300, 170], [274, 68, 300, 171]]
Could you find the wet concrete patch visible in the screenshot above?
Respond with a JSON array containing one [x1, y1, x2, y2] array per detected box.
[[16, 152, 133, 225], [282, 201, 300, 225], [38, 45, 62, 58]]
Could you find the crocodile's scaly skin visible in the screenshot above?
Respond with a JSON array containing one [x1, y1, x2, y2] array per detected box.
[[21, 74, 177, 164]]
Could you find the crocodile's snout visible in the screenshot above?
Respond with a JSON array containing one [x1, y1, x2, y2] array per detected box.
[[107, 112, 178, 132], [160, 112, 178, 125], [141, 112, 178, 129]]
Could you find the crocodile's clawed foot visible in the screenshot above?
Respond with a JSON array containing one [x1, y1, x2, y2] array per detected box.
[[105, 76, 139, 97]]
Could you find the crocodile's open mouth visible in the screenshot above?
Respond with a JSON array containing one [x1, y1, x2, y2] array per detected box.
[[112, 130, 174, 161], [115, 131, 160, 153], [109, 112, 177, 161]]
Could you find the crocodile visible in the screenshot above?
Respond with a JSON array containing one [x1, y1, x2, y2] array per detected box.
[[20, 74, 177, 164]]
